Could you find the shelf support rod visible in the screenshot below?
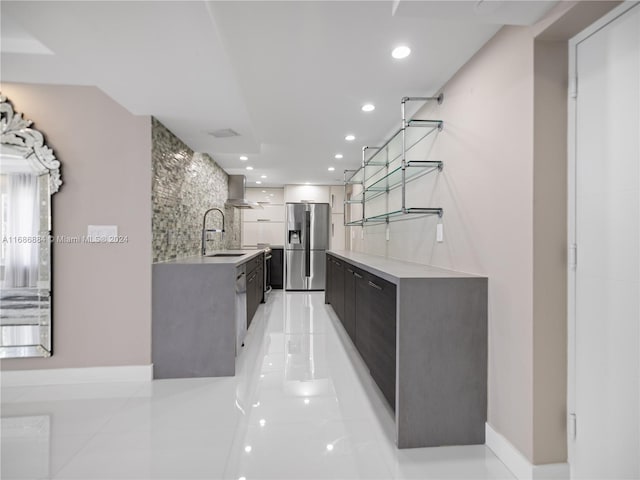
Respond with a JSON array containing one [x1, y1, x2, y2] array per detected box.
[[401, 98, 407, 213], [401, 93, 444, 105], [343, 169, 348, 227], [360, 147, 367, 223]]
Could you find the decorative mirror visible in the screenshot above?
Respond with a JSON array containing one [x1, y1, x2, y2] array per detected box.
[[0, 94, 62, 358]]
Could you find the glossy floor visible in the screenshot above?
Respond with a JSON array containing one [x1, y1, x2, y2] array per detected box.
[[1, 291, 515, 479]]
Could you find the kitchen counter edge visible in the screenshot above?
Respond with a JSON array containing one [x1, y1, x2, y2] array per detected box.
[[153, 250, 265, 266], [327, 250, 485, 284]]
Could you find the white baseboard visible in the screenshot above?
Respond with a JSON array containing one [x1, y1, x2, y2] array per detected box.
[[1, 365, 153, 387], [486, 423, 570, 480]]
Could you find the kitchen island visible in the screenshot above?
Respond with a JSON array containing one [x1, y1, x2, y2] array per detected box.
[[152, 250, 265, 379]]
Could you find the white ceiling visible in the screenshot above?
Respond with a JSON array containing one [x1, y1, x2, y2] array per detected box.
[[1, 1, 557, 187]]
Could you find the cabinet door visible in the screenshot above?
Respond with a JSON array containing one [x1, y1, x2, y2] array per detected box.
[[245, 187, 284, 204], [256, 266, 264, 304], [366, 273, 397, 410], [243, 205, 285, 222], [247, 271, 258, 327], [242, 222, 285, 248], [355, 271, 371, 369], [270, 248, 284, 289], [284, 185, 330, 203], [325, 255, 333, 304], [344, 265, 357, 342], [332, 258, 345, 323]]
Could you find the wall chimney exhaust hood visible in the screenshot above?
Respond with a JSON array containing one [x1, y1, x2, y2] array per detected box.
[[226, 175, 262, 209]]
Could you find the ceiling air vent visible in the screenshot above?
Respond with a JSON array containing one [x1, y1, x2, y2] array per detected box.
[[208, 128, 240, 138]]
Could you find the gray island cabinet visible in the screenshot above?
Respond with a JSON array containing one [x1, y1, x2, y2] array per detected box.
[[325, 250, 487, 449], [152, 250, 264, 379]]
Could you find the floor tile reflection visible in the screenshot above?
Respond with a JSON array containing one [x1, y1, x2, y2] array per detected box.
[[1, 291, 515, 480]]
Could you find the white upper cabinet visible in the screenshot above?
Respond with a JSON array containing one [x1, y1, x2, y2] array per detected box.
[[284, 185, 330, 204], [330, 186, 344, 214], [245, 187, 284, 204], [241, 188, 285, 247], [243, 205, 285, 222], [242, 222, 285, 248]]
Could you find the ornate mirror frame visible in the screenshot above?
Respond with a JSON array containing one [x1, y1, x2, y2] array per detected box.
[[0, 93, 62, 358]]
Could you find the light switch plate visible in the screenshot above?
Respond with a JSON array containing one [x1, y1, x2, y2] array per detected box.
[[88, 225, 118, 243], [436, 223, 444, 242]]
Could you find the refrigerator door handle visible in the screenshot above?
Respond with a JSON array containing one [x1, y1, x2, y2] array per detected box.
[[305, 210, 311, 277]]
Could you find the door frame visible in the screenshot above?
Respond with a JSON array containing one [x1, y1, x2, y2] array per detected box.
[[567, 0, 640, 471]]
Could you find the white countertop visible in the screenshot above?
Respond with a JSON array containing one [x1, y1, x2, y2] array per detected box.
[[154, 249, 264, 266], [327, 250, 484, 284]]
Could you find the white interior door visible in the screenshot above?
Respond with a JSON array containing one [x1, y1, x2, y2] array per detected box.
[[570, 3, 640, 478]]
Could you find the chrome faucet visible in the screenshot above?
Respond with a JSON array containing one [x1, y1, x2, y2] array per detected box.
[[201, 207, 225, 256]]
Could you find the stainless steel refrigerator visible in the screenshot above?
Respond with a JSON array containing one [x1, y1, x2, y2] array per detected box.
[[285, 203, 330, 291]]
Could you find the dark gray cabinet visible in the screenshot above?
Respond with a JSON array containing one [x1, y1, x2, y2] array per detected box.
[[246, 253, 263, 328], [325, 254, 332, 305], [325, 252, 488, 449], [363, 272, 396, 410], [343, 265, 357, 342], [354, 269, 372, 369], [270, 248, 284, 289], [327, 254, 396, 411], [331, 257, 345, 323]]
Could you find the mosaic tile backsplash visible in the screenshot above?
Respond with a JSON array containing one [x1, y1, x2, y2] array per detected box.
[[152, 118, 240, 262]]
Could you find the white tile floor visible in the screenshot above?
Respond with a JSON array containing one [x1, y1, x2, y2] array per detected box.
[[1, 291, 515, 480]]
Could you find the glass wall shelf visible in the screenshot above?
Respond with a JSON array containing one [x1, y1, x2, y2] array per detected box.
[[345, 168, 363, 184], [345, 219, 365, 226], [345, 120, 442, 187], [350, 161, 443, 203], [343, 95, 445, 228], [347, 208, 443, 226], [361, 121, 442, 171]]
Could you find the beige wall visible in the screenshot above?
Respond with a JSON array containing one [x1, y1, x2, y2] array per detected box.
[[532, 39, 569, 464], [351, 25, 537, 459], [356, 27, 533, 458], [349, 2, 618, 465], [0, 83, 152, 370]]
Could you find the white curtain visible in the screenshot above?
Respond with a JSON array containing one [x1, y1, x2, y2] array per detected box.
[[2, 174, 39, 288]]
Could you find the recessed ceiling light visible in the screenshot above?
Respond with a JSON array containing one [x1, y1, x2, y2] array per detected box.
[[304, 398, 310, 405], [362, 103, 375, 112], [328, 167, 335, 171], [259, 419, 266, 427], [239, 155, 248, 161], [262, 190, 267, 193], [244, 445, 252, 453], [334, 153, 343, 159], [246, 166, 253, 170], [345, 134, 355, 141], [326, 444, 334, 452], [392, 45, 411, 59], [261, 175, 267, 179], [256, 181, 262, 184], [305, 182, 310, 185]]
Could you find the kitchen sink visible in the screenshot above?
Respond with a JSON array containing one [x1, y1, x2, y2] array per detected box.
[[206, 253, 245, 257]]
